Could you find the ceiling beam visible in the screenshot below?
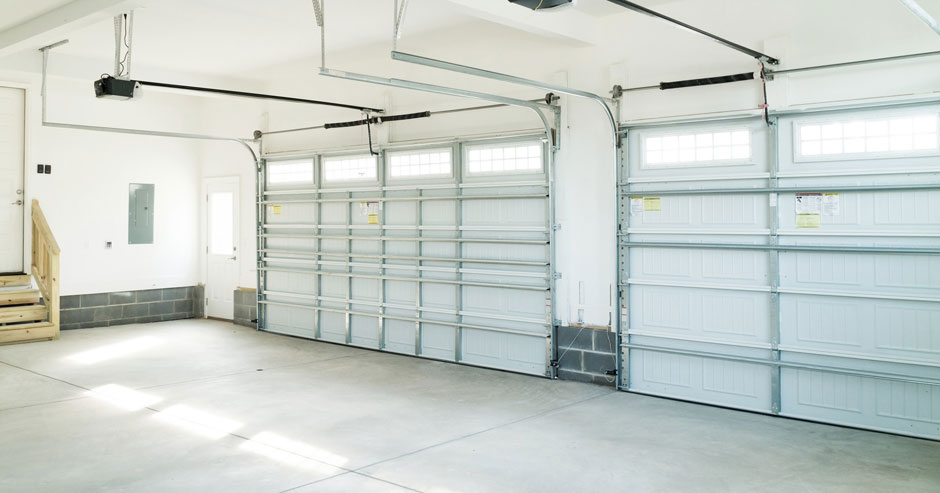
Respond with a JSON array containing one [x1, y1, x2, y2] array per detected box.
[[443, 0, 600, 46], [0, 0, 140, 58]]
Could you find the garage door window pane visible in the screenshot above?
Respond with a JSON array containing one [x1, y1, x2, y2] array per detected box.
[[323, 155, 377, 182], [797, 113, 939, 160], [466, 142, 542, 175], [388, 149, 452, 178], [643, 129, 751, 168], [268, 159, 314, 185]]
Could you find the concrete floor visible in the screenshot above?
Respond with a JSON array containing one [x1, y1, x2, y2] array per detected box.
[[0, 320, 937, 493]]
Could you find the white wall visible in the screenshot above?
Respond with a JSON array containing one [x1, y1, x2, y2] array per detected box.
[[0, 68, 206, 296]]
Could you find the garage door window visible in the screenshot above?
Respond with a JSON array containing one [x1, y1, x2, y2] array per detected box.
[[642, 128, 751, 168], [268, 159, 314, 186], [388, 148, 452, 178], [465, 142, 542, 175], [795, 113, 939, 161], [322, 155, 377, 182]]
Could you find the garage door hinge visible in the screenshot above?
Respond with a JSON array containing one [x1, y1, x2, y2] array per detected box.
[[552, 272, 562, 280], [552, 223, 561, 231]]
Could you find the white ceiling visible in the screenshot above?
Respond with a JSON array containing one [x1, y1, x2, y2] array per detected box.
[[2, 0, 939, 83], [48, 0, 474, 77], [0, 0, 74, 32]]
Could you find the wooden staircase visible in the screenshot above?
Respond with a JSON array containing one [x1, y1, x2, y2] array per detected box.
[[0, 200, 59, 345]]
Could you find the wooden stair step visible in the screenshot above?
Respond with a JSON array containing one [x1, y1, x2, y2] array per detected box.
[[0, 274, 31, 288], [0, 305, 48, 324], [0, 322, 56, 345], [0, 289, 41, 307]]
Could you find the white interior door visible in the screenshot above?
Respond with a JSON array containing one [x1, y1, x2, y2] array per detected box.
[[0, 86, 25, 274], [205, 177, 239, 319]]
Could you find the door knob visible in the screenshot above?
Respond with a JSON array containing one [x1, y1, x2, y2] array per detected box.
[[11, 199, 22, 206]]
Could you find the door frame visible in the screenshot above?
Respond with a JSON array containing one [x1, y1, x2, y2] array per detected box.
[[201, 175, 240, 318], [1, 82, 32, 275]]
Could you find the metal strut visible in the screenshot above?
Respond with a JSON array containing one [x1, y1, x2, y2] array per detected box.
[[604, 0, 780, 65], [135, 80, 383, 113]]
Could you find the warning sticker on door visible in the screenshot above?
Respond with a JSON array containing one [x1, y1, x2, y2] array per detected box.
[[271, 205, 282, 215], [630, 197, 644, 216], [822, 193, 840, 216], [630, 197, 661, 215], [795, 193, 822, 214], [367, 214, 379, 225], [359, 201, 380, 216], [797, 214, 821, 228]]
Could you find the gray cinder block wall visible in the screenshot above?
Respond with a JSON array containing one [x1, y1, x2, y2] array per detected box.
[[234, 288, 257, 328], [555, 326, 617, 386], [60, 286, 203, 330]]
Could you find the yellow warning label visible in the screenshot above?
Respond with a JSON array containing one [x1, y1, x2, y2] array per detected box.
[[796, 213, 820, 228], [368, 214, 379, 225], [272, 205, 281, 215], [643, 197, 661, 211]]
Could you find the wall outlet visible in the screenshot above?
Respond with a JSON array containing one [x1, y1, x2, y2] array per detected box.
[[105, 241, 112, 249]]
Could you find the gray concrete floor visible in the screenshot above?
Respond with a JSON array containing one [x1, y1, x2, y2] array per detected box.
[[0, 320, 937, 493]]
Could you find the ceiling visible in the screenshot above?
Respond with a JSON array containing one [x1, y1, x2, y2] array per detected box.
[[48, 0, 473, 77], [1, 0, 938, 83], [0, 0, 73, 32]]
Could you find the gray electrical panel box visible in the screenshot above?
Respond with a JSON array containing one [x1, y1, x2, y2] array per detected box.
[[128, 183, 154, 244]]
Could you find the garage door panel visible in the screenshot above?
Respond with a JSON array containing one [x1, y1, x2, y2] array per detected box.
[[420, 242, 458, 258], [630, 286, 772, 345], [319, 276, 346, 298], [628, 195, 769, 231], [351, 239, 382, 255], [422, 323, 456, 360], [319, 312, 346, 343], [386, 280, 416, 305], [266, 203, 316, 224], [461, 243, 547, 262], [461, 329, 545, 374], [421, 283, 457, 309], [781, 369, 940, 439], [781, 295, 940, 363], [631, 248, 769, 287], [629, 348, 774, 412], [385, 319, 416, 354], [463, 286, 545, 321], [780, 252, 940, 298], [265, 271, 317, 295], [462, 198, 547, 227], [421, 200, 457, 225], [265, 305, 317, 339], [350, 314, 379, 348], [778, 190, 940, 231]]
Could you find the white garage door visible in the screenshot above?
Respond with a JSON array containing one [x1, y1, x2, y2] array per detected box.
[[258, 137, 554, 376], [619, 106, 940, 440]]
